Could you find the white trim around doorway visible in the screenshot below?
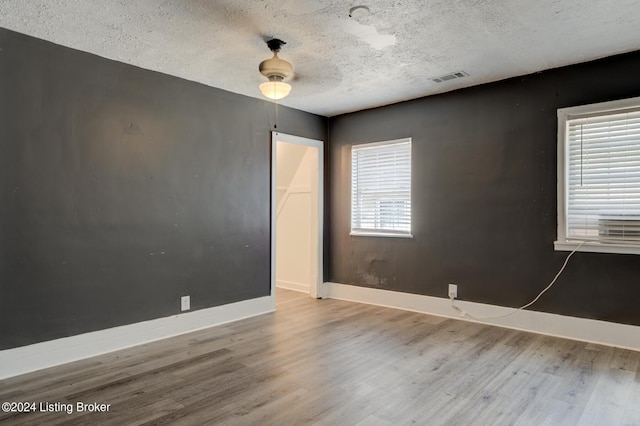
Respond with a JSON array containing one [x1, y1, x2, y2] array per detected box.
[[271, 132, 325, 300]]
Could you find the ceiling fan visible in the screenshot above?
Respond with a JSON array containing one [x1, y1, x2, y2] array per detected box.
[[258, 38, 294, 100]]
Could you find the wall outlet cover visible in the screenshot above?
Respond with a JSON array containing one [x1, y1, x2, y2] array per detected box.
[[448, 284, 457, 299], [181, 295, 190, 311]]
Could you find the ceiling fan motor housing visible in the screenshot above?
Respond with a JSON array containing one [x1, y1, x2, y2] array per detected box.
[[259, 39, 293, 81]]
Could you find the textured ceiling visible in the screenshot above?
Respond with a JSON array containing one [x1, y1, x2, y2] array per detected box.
[[1, 0, 640, 116]]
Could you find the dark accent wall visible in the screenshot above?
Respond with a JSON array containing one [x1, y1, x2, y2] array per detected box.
[[329, 51, 640, 326], [0, 28, 326, 350]]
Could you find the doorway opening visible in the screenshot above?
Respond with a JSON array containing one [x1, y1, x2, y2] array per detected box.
[[271, 132, 324, 300]]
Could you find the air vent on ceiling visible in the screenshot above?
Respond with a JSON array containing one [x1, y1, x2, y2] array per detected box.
[[431, 71, 468, 83]]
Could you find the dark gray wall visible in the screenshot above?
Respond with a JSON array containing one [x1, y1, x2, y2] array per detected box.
[[0, 28, 326, 350], [329, 51, 640, 326]]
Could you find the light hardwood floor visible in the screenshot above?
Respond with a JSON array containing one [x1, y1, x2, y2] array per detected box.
[[1, 288, 640, 425]]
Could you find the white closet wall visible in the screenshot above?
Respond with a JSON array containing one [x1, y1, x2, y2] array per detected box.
[[276, 143, 318, 293]]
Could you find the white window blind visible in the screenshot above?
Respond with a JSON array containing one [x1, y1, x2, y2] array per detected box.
[[351, 138, 412, 237], [565, 107, 640, 246]]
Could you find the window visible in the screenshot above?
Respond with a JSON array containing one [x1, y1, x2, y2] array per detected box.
[[556, 96, 640, 254], [351, 138, 412, 237]]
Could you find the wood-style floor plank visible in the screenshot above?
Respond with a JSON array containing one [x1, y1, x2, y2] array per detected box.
[[1, 288, 640, 425]]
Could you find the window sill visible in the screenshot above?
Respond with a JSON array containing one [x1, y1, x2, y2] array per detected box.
[[350, 231, 413, 239], [554, 240, 640, 255]]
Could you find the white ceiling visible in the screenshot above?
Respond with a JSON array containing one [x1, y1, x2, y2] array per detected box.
[[1, 0, 639, 117]]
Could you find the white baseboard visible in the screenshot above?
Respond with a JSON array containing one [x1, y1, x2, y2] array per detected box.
[[0, 295, 275, 380], [276, 280, 310, 293], [325, 282, 640, 352]]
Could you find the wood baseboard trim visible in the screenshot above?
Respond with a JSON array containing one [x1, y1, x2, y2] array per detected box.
[[324, 282, 640, 352], [0, 295, 275, 380]]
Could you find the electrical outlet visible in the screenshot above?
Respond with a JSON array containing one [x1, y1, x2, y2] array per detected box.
[[448, 284, 458, 299], [181, 295, 190, 311]]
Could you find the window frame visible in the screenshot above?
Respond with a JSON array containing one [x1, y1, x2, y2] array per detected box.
[[350, 137, 413, 238], [555, 96, 640, 255]]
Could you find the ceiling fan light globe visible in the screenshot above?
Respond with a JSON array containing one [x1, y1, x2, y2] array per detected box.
[[260, 81, 292, 100]]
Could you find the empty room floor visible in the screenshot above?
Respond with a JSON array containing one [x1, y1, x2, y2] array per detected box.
[[1, 288, 640, 425]]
